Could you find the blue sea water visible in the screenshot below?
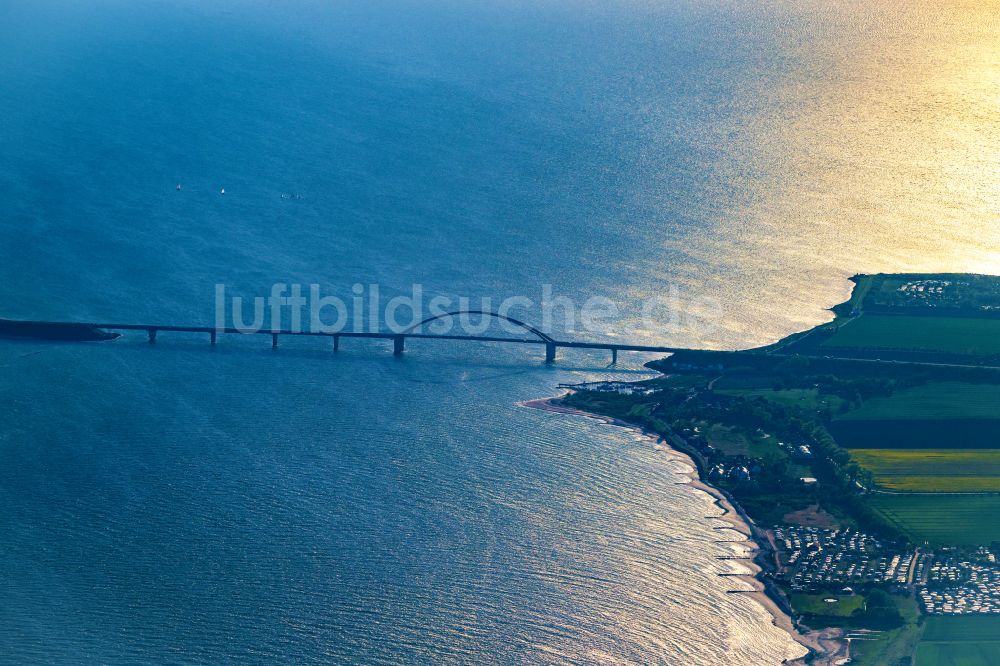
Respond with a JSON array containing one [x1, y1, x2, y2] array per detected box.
[[1, 0, 996, 663]]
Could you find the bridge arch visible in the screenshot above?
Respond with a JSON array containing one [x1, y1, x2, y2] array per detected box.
[[400, 310, 554, 343]]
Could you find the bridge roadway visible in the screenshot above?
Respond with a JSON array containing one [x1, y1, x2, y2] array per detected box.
[[88, 322, 1000, 371], [91, 322, 689, 364], [9, 313, 1000, 370]]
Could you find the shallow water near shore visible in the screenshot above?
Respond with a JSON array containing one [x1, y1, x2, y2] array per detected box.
[[1, 0, 997, 663]]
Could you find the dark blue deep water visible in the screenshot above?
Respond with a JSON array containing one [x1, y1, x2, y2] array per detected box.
[[2, 0, 995, 663]]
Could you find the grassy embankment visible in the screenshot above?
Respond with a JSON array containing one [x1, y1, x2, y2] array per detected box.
[[850, 595, 923, 666]]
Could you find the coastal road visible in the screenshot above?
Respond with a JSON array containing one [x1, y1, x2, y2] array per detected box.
[[906, 548, 920, 586], [763, 351, 1000, 372]]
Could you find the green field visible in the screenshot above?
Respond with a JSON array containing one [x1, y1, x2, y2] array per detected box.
[[701, 423, 784, 459], [851, 449, 1000, 492], [839, 383, 1000, 421], [790, 593, 865, 617], [922, 616, 1000, 641], [867, 476, 1000, 492], [821, 315, 1000, 356], [718, 387, 845, 412], [853, 625, 923, 666], [831, 382, 1000, 449], [916, 616, 1000, 666], [830, 419, 1000, 450], [916, 642, 1000, 665], [868, 495, 1000, 546], [850, 595, 922, 665]]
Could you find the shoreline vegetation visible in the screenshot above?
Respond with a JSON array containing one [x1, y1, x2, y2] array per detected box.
[[527, 273, 1000, 666], [520, 396, 844, 665]]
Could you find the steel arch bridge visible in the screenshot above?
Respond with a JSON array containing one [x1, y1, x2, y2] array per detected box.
[[400, 310, 555, 343]]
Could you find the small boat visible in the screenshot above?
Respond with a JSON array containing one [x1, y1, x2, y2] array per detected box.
[[176, 183, 182, 191], [220, 187, 225, 195]]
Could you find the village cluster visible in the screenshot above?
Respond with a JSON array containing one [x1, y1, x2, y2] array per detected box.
[[896, 279, 953, 298], [772, 526, 915, 591], [773, 527, 1000, 616], [920, 548, 1000, 615]]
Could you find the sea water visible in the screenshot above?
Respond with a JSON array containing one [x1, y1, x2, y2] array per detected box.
[[0, 0, 996, 662]]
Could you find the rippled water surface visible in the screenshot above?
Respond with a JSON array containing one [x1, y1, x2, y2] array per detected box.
[[0, 0, 996, 663]]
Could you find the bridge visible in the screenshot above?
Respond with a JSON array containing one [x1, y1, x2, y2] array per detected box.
[[7, 310, 1000, 373], [2, 311, 689, 364], [5, 312, 1000, 372]]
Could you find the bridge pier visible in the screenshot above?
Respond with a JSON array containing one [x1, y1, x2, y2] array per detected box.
[[611, 348, 618, 365], [545, 342, 556, 363], [210, 331, 217, 346], [272, 333, 279, 349], [147, 329, 157, 344], [333, 335, 340, 352], [393, 335, 405, 356]]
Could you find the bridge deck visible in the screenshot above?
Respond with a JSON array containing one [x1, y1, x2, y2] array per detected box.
[[88, 322, 686, 353], [4, 318, 1000, 371]]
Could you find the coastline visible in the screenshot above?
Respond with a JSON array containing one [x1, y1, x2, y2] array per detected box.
[[520, 395, 849, 665]]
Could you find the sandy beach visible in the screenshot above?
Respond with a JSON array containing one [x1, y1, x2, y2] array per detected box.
[[520, 395, 850, 665]]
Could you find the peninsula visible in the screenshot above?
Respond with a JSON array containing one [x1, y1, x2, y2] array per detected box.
[[552, 274, 1000, 665]]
